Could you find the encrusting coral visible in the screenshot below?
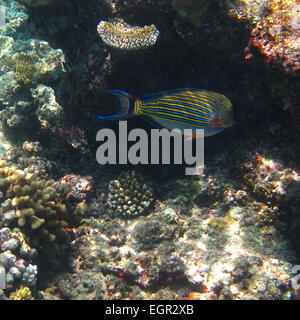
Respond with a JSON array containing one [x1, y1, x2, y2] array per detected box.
[[108, 170, 153, 217], [97, 18, 160, 50], [0, 160, 68, 250], [1, 53, 48, 84], [228, 0, 300, 73]]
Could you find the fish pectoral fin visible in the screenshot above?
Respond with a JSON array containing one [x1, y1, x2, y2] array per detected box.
[[140, 116, 163, 129]]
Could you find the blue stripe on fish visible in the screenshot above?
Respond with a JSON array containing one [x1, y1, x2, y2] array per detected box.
[[143, 103, 214, 119], [142, 107, 211, 122], [141, 107, 211, 124], [145, 100, 215, 115]]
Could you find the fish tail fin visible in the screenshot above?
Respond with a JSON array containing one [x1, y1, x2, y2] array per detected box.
[[97, 89, 140, 120]]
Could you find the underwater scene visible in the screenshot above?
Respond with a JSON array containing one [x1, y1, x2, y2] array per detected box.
[[0, 0, 299, 301]]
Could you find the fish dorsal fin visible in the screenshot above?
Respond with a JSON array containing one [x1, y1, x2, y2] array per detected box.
[[141, 88, 202, 103]]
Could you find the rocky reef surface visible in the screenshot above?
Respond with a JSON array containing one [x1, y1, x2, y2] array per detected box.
[[0, 0, 299, 300]]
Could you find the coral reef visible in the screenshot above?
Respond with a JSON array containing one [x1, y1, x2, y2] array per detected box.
[[0, 0, 299, 301], [33, 85, 64, 134], [9, 285, 34, 300], [228, 0, 300, 73], [45, 196, 296, 300], [57, 126, 89, 154], [0, 42, 65, 84], [0, 227, 38, 291], [56, 174, 94, 207], [0, 36, 13, 59], [97, 18, 160, 50], [0, 1, 65, 142], [2, 53, 46, 84], [108, 171, 153, 217], [43, 122, 298, 300], [243, 152, 299, 204], [0, 1, 28, 38], [0, 161, 68, 250]]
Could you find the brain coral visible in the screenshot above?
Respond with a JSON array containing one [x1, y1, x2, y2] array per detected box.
[[108, 170, 153, 217], [97, 18, 160, 50], [0, 161, 68, 250]]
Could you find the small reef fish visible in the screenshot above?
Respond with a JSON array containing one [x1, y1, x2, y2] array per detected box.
[[97, 88, 233, 137]]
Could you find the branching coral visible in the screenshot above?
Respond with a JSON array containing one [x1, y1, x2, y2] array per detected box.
[[0, 161, 68, 250], [108, 170, 153, 217], [0, 226, 38, 289], [97, 18, 159, 50], [8, 285, 34, 300]]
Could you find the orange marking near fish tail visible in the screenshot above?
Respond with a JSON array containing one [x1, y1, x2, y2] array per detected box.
[[185, 134, 202, 141], [210, 117, 223, 127]]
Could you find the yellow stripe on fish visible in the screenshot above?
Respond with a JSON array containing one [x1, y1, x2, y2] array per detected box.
[[141, 101, 213, 117], [150, 99, 215, 116]]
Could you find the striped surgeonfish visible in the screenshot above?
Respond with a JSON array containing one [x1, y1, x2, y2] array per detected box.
[[97, 88, 233, 137]]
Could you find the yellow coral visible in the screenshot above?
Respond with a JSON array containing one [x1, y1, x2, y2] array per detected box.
[[75, 201, 88, 216], [0, 161, 68, 250], [207, 209, 238, 231], [269, 0, 294, 12], [97, 18, 159, 50], [9, 286, 34, 300]]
